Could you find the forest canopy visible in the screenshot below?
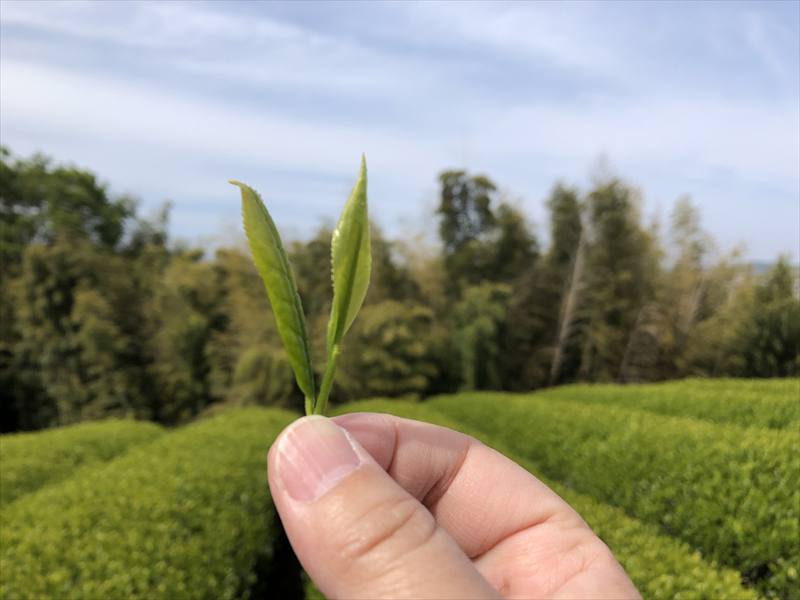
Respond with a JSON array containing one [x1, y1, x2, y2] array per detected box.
[[1, 147, 797, 432]]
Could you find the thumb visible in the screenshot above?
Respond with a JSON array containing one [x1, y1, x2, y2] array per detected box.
[[267, 415, 500, 600]]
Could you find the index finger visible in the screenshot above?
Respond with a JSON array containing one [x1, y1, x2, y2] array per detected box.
[[332, 412, 575, 557], [332, 412, 640, 599]]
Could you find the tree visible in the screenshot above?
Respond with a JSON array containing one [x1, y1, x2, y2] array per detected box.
[[437, 171, 497, 295], [336, 300, 439, 400], [492, 202, 540, 284], [578, 179, 658, 382], [550, 229, 587, 385], [676, 256, 751, 378], [654, 196, 714, 374], [144, 252, 224, 424], [364, 223, 421, 305], [0, 149, 143, 431], [207, 247, 301, 412], [545, 184, 583, 280], [0, 148, 134, 271], [451, 282, 511, 391], [288, 227, 334, 320], [5, 232, 150, 428], [438, 171, 496, 256], [437, 170, 538, 299], [655, 196, 752, 380], [739, 257, 799, 377], [501, 184, 583, 389]]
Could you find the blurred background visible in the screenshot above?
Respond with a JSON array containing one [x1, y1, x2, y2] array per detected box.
[[1, 1, 798, 431], [2, 1, 798, 256]]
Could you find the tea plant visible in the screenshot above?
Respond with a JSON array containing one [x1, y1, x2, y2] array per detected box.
[[230, 156, 371, 416], [333, 399, 759, 599], [430, 392, 799, 598], [0, 408, 297, 598]]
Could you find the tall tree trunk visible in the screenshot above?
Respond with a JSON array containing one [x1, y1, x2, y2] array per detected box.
[[676, 275, 708, 348], [549, 231, 585, 386]]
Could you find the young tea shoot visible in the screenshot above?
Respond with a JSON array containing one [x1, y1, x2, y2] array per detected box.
[[230, 155, 371, 416]]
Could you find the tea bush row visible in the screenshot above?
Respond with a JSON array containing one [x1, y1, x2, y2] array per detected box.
[[429, 393, 799, 599], [333, 399, 758, 599], [0, 408, 297, 599], [536, 378, 799, 430], [0, 419, 164, 508]]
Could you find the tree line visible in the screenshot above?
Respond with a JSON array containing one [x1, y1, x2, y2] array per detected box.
[[1, 147, 797, 432]]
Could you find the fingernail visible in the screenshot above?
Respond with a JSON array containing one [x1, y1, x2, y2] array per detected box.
[[275, 416, 363, 502]]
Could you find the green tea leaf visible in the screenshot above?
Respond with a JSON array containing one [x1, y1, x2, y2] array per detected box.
[[327, 155, 371, 354], [231, 181, 315, 403]]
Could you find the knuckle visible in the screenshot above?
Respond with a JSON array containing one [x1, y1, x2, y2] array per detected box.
[[335, 495, 438, 571]]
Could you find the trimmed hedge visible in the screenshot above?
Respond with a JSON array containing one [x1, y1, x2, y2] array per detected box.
[[429, 393, 799, 599], [0, 419, 164, 508], [536, 378, 800, 430], [333, 399, 758, 599], [0, 408, 297, 599]]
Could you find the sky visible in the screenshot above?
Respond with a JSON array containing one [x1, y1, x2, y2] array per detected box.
[[1, 1, 798, 262]]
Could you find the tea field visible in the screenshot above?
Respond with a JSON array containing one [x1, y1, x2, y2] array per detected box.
[[1, 379, 797, 599]]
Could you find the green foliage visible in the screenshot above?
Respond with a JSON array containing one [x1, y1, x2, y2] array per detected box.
[[206, 248, 303, 412], [0, 147, 134, 272], [1, 148, 224, 432], [0, 419, 163, 508], [492, 202, 540, 283], [314, 158, 372, 414], [501, 184, 583, 390], [437, 170, 537, 297], [235, 157, 371, 416], [430, 392, 799, 598], [536, 378, 800, 430], [661, 197, 713, 350], [0, 408, 297, 599], [363, 223, 421, 305], [6, 234, 154, 428], [437, 171, 496, 258], [144, 253, 224, 424], [579, 179, 658, 382], [233, 181, 315, 405], [739, 257, 800, 377], [226, 344, 295, 407], [451, 282, 511, 391], [545, 183, 583, 276], [2, 146, 798, 432], [675, 258, 755, 378], [336, 300, 438, 400], [288, 228, 335, 319], [333, 399, 758, 600], [327, 156, 371, 354]]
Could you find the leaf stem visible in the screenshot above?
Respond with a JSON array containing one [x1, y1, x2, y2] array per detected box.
[[304, 396, 313, 416], [314, 344, 341, 415]]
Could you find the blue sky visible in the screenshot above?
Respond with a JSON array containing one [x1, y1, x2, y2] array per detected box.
[[1, 1, 798, 261]]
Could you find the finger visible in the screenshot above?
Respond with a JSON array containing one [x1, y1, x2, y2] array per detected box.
[[332, 412, 574, 556], [268, 415, 502, 600], [333, 412, 640, 599]]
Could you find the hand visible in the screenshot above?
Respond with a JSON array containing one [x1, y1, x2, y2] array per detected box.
[[267, 413, 641, 599]]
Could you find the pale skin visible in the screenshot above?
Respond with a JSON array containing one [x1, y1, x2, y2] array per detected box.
[[268, 413, 642, 600]]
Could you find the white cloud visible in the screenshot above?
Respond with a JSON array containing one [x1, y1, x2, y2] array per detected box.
[[474, 94, 798, 191], [0, 2, 433, 101], [386, 2, 617, 73], [742, 9, 798, 88], [0, 1, 301, 51], [1, 1, 797, 260], [0, 60, 442, 175]]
